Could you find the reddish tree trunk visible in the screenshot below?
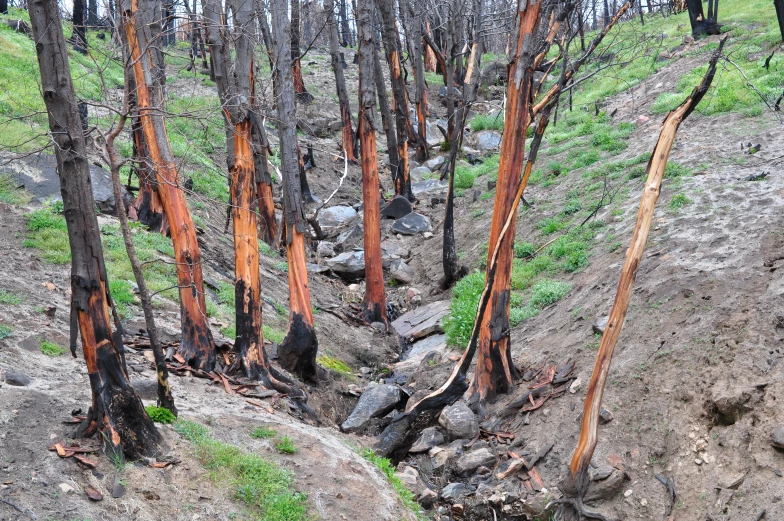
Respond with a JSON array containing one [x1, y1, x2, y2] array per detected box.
[[357, 0, 388, 325], [30, 0, 160, 459], [124, 0, 216, 371]]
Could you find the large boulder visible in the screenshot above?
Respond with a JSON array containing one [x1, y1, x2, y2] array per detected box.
[[341, 383, 405, 433], [409, 166, 432, 183], [334, 224, 364, 251], [326, 250, 365, 276], [412, 179, 448, 198], [317, 205, 358, 228], [380, 196, 413, 219], [424, 156, 445, 171], [392, 212, 432, 235], [409, 427, 445, 453], [456, 448, 496, 475], [1, 153, 127, 214], [389, 259, 416, 284], [439, 402, 479, 440], [475, 130, 502, 151]]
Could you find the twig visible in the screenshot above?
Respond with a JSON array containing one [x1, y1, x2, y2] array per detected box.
[[0, 497, 24, 514]]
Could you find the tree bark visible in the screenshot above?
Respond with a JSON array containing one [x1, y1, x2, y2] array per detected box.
[[123, 0, 216, 371], [407, 2, 429, 162], [72, 0, 87, 52], [339, 0, 351, 46], [372, 10, 398, 187], [325, 0, 358, 162], [378, 0, 415, 201], [0, 0, 8, 15], [29, 0, 160, 458], [357, 0, 388, 326], [291, 0, 314, 103], [560, 38, 725, 517], [270, 0, 319, 381], [776, 0, 784, 42]]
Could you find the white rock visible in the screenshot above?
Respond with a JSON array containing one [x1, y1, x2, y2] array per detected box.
[[624, 489, 633, 498]]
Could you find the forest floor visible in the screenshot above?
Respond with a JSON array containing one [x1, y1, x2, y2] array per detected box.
[[2, 3, 784, 521]]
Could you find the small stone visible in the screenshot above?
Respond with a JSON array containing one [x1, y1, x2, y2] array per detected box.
[[371, 322, 387, 333], [340, 383, 404, 433], [424, 156, 445, 170], [592, 316, 608, 335], [772, 426, 784, 449], [451, 504, 464, 515], [326, 251, 365, 276], [381, 196, 414, 219], [390, 259, 416, 284], [392, 212, 432, 235], [599, 406, 614, 424], [423, 232, 433, 239], [585, 469, 624, 501], [456, 448, 496, 475], [317, 205, 357, 228], [569, 377, 583, 393], [695, 438, 708, 452], [410, 427, 445, 453], [695, 458, 703, 465], [640, 498, 648, 507], [58, 483, 75, 494], [440, 482, 467, 501], [624, 489, 633, 498], [418, 488, 438, 508], [317, 241, 336, 258], [3, 370, 32, 387], [475, 130, 502, 151], [635, 115, 649, 125]]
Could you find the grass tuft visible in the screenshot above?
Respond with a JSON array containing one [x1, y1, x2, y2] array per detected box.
[[145, 405, 176, 424], [274, 436, 297, 454], [358, 447, 424, 520], [250, 427, 277, 439], [0, 289, 22, 305], [40, 340, 65, 356]]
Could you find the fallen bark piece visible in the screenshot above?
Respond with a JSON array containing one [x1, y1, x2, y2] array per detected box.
[[74, 455, 98, 468], [54, 443, 66, 457], [496, 457, 526, 480], [85, 485, 103, 501]]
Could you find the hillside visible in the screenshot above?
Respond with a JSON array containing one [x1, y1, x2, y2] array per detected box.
[[1, 1, 784, 520]]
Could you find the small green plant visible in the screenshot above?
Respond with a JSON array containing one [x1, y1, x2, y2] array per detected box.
[[275, 261, 289, 273], [669, 193, 692, 211], [317, 354, 353, 376], [216, 281, 236, 307], [359, 447, 423, 520], [514, 242, 536, 259], [471, 209, 485, 218], [537, 217, 566, 235], [274, 436, 297, 454], [443, 270, 485, 347], [0, 289, 21, 305], [40, 340, 65, 357], [0, 325, 11, 339], [250, 426, 277, 439], [145, 405, 176, 424], [470, 113, 504, 131], [530, 279, 571, 308]]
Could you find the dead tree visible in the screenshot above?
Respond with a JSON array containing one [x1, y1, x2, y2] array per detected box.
[[72, 0, 87, 52], [776, 0, 784, 42], [686, 0, 720, 36], [372, 16, 399, 185], [406, 0, 430, 162], [123, 0, 216, 371], [291, 0, 314, 103], [379, 0, 415, 200], [29, 0, 160, 458], [558, 38, 725, 521], [357, 0, 388, 325], [270, 0, 319, 381], [324, 0, 358, 162]]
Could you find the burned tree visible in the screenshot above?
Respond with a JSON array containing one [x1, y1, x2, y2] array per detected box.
[[559, 39, 725, 520], [324, 0, 357, 162], [405, 0, 430, 162], [72, 0, 87, 52], [686, 0, 720, 37], [356, 0, 388, 325], [378, 0, 415, 201], [123, 0, 216, 371], [29, 0, 160, 457], [291, 0, 314, 103], [270, 0, 319, 381]]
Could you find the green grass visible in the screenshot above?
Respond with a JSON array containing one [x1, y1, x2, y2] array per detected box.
[[274, 436, 297, 455], [470, 113, 504, 131], [0, 325, 11, 339], [443, 270, 485, 348], [145, 406, 176, 424], [530, 279, 571, 307], [217, 281, 236, 307], [669, 193, 692, 211], [514, 242, 536, 259], [40, 340, 65, 356], [454, 154, 500, 189], [250, 427, 277, 439], [316, 354, 353, 376], [0, 174, 31, 205], [0, 289, 21, 305], [174, 420, 308, 521], [358, 448, 424, 520]]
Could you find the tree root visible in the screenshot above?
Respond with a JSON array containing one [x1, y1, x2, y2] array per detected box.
[[549, 497, 611, 521]]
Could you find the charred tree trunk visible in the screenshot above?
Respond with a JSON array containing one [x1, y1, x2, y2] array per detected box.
[[325, 0, 358, 162], [339, 0, 351, 46], [0, 0, 8, 15], [271, 0, 319, 381], [559, 39, 725, 519], [87, 0, 97, 25], [776, 0, 784, 42], [408, 4, 429, 162], [423, 20, 437, 72], [686, 0, 719, 35], [291, 0, 314, 103], [357, 0, 388, 326], [72, 0, 87, 53], [379, 0, 415, 201], [123, 0, 216, 371], [29, 0, 160, 458], [372, 9, 398, 188]]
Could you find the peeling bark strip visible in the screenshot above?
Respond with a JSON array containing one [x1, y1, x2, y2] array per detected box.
[[123, 0, 216, 371], [28, 0, 160, 458], [378, 0, 414, 201], [270, 0, 319, 381], [559, 38, 727, 517], [356, 0, 388, 326], [324, 0, 357, 163]]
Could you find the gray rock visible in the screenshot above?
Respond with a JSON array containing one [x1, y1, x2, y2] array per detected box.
[[772, 425, 784, 449], [412, 179, 449, 197], [1, 153, 127, 214], [589, 465, 615, 481], [592, 316, 608, 335], [341, 382, 405, 432], [424, 156, 445, 170], [328, 119, 343, 132], [410, 427, 445, 453], [3, 370, 32, 386], [439, 402, 479, 440], [131, 378, 158, 400], [390, 259, 416, 284], [440, 482, 468, 501], [334, 224, 364, 251], [306, 262, 330, 274], [599, 405, 614, 424], [409, 166, 432, 183], [456, 448, 496, 475], [317, 205, 357, 228], [709, 383, 752, 425], [475, 130, 502, 151], [326, 251, 365, 276], [392, 213, 432, 235], [480, 61, 507, 86], [585, 469, 624, 501], [426, 121, 444, 147], [317, 241, 336, 258], [418, 488, 438, 508], [380, 195, 413, 219]]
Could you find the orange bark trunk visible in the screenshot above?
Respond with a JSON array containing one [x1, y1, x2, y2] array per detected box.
[[125, 0, 215, 371], [256, 179, 279, 248]]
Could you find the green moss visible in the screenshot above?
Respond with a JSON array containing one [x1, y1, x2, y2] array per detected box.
[[316, 354, 353, 376], [174, 420, 308, 521]]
